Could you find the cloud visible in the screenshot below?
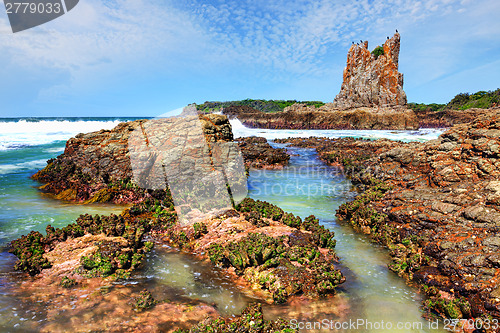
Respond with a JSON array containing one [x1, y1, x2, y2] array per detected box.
[[0, 0, 498, 111], [178, 0, 473, 76], [3, 1, 208, 68], [0, 0, 487, 79]]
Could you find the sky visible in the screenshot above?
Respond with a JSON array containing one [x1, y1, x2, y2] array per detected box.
[[0, 0, 499, 117]]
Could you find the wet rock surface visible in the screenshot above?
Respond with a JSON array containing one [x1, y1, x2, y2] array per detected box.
[[9, 206, 220, 332], [157, 197, 344, 304], [9, 182, 344, 330], [235, 137, 290, 169], [277, 109, 500, 327], [415, 107, 498, 128], [176, 303, 296, 332]]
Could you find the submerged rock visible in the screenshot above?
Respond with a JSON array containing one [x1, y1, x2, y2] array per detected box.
[[178, 303, 296, 332]]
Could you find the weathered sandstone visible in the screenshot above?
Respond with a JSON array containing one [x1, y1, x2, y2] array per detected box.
[[333, 33, 407, 109], [32, 114, 287, 204]]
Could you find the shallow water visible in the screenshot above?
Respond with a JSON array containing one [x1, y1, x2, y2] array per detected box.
[[143, 245, 258, 316], [0, 118, 447, 331], [141, 144, 445, 332], [246, 144, 444, 332]]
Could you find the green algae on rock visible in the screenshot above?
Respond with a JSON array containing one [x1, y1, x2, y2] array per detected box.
[[175, 303, 296, 333], [133, 289, 159, 312], [158, 198, 346, 304], [277, 109, 500, 324], [60, 276, 76, 288], [9, 212, 154, 278]]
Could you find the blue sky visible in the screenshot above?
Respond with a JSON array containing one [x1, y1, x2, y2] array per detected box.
[[0, 0, 499, 117]]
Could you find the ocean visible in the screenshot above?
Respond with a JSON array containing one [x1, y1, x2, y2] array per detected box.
[[0, 117, 445, 331], [0, 117, 148, 247]]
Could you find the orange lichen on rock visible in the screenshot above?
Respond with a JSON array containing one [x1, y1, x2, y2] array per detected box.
[[333, 33, 407, 109], [277, 109, 500, 323]]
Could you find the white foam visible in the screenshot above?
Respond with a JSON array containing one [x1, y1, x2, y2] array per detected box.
[[0, 159, 47, 175], [0, 120, 123, 151], [44, 147, 65, 154], [229, 118, 443, 142]]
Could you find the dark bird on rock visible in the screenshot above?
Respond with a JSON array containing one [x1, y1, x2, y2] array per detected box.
[[387, 36, 389, 39], [396, 29, 398, 33], [352, 41, 354, 44], [360, 40, 363, 43]]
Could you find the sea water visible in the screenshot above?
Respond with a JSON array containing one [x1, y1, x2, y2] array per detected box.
[[0, 117, 445, 331]]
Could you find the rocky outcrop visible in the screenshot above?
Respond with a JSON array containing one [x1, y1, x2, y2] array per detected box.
[[32, 114, 232, 203], [235, 137, 290, 169], [415, 107, 498, 128], [160, 198, 344, 303], [333, 33, 407, 109], [32, 115, 288, 204], [225, 105, 418, 130], [11, 115, 346, 331], [218, 34, 418, 130], [9, 184, 344, 331], [277, 108, 500, 325], [216, 34, 418, 130]]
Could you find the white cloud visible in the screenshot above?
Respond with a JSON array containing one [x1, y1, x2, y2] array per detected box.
[[0, 0, 473, 76], [1, 0, 209, 74], [0, 0, 498, 106]]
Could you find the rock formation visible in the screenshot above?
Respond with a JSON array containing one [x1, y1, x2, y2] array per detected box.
[[32, 114, 287, 204], [235, 136, 290, 169], [332, 33, 407, 109], [277, 107, 500, 322], [225, 104, 419, 130], [12, 116, 345, 331], [61, 114, 234, 188], [216, 33, 419, 130]]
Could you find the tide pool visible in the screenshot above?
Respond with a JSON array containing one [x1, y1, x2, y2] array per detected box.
[[0, 117, 446, 331]]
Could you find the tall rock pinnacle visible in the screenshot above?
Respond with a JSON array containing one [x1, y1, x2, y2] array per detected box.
[[332, 33, 407, 109]]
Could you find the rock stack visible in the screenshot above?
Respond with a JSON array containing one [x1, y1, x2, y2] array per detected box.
[[333, 33, 407, 109]]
